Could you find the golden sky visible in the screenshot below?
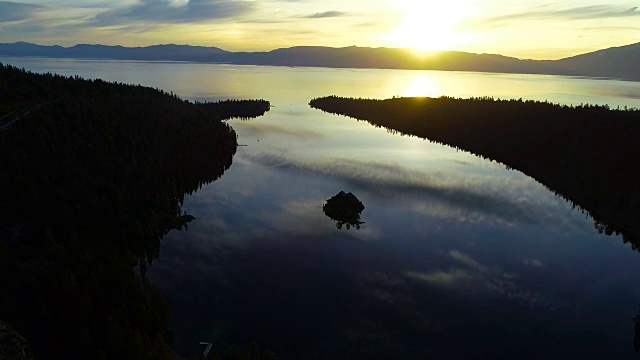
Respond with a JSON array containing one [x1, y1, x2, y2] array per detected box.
[[1, 0, 639, 59]]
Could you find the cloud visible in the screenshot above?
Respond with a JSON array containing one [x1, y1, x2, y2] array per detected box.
[[522, 258, 544, 267], [93, 0, 256, 26], [303, 11, 348, 19], [37, 0, 123, 8], [2, 23, 45, 33], [260, 199, 382, 241], [353, 21, 379, 28], [405, 269, 472, 285], [0, 1, 44, 22], [406, 250, 555, 309], [583, 25, 640, 32], [233, 122, 325, 141], [449, 250, 495, 274], [484, 5, 640, 25], [358, 272, 412, 309]]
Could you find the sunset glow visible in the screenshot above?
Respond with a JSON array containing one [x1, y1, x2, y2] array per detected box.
[[382, 0, 476, 51], [0, 0, 639, 59]]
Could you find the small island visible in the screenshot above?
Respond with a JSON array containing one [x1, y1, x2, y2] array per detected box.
[[323, 191, 366, 230], [310, 95, 640, 246]]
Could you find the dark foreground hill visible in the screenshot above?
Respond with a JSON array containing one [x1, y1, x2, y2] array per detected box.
[[310, 96, 640, 247], [1, 41, 640, 81], [0, 64, 269, 359]]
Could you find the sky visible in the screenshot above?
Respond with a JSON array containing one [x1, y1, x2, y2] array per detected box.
[[0, 0, 638, 59]]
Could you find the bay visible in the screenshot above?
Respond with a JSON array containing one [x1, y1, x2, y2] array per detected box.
[[5, 56, 640, 359]]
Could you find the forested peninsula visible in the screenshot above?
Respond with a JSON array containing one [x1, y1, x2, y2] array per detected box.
[[310, 96, 640, 247], [0, 64, 269, 359]]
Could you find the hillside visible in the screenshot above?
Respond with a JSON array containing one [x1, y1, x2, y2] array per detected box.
[[0, 64, 268, 359], [1, 42, 639, 80], [0, 42, 228, 61], [554, 42, 640, 80]]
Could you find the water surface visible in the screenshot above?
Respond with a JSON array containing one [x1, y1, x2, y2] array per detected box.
[[5, 57, 640, 359]]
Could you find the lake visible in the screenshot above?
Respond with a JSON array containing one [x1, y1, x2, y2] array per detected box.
[[5, 56, 640, 359]]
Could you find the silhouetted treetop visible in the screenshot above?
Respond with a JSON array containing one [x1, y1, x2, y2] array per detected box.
[[196, 99, 271, 120]]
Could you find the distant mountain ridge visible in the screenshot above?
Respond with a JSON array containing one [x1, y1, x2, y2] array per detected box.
[[0, 42, 228, 62], [1, 41, 639, 81]]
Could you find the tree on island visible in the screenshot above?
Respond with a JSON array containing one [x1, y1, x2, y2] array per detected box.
[[323, 191, 366, 230]]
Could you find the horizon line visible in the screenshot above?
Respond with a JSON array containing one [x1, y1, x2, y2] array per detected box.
[[4, 40, 639, 62]]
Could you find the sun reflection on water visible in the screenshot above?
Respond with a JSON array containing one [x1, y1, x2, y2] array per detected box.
[[403, 76, 438, 97]]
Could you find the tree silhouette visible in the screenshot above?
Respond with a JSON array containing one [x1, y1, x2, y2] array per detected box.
[[323, 191, 366, 230], [0, 63, 271, 359]]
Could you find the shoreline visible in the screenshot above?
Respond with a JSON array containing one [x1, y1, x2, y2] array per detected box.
[[310, 95, 640, 246]]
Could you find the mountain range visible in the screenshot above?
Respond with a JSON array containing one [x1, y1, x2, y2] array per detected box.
[[1, 41, 639, 81]]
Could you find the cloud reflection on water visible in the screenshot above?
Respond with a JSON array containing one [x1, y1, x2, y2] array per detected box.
[[233, 121, 326, 141], [405, 250, 556, 310], [240, 149, 587, 229], [262, 199, 382, 240]]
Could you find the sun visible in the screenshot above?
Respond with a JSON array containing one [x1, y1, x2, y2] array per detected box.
[[382, 0, 476, 52]]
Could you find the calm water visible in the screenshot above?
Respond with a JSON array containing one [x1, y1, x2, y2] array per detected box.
[[6, 57, 640, 359]]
